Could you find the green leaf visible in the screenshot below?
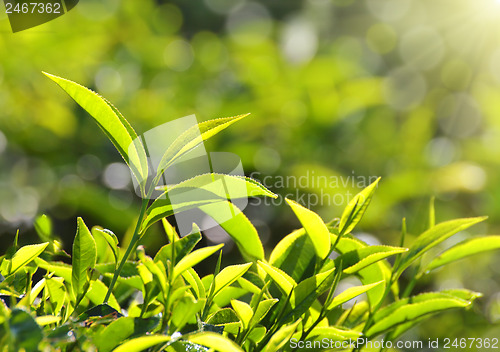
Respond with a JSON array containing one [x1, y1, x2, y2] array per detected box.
[[154, 229, 202, 266], [206, 308, 240, 325], [367, 297, 472, 338], [94, 317, 160, 352], [269, 229, 317, 282], [72, 217, 97, 298], [262, 319, 301, 352], [257, 261, 296, 295], [45, 277, 66, 315], [156, 173, 276, 199], [212, 263, 253, 297], [285, 268, 336, 321], [326, 281, 383, 310], [200, 201, 264, 261], [87, 279, 121, 311], [331, 232, 392, 307], [397, 217, 487, 275], [35, 315, 61, 326], [231, 300, 253, 329], [34, 258, 72, 282], [335, 245, 407, 274], [188, 331, 244, 352], [34, 214, 52, 242], [156, 114, 249, 176], [43, 72, 148, 189], [113, 335, 171, 352], [424, 235, 500, 272], [9, 308, 43, 352], [307, 326, 362, 341], [8, 242, 49, 276], [339, 177, 380, 235], [182, 268, 206, 299], [93, 228, 119, 266], [162, 218, 180, 243], [173, 244, 224, 279], [285, 198, 331, 259], [171, 296, 205, 331], [250, 299, 278, 327], [372, 289, 481, 324]]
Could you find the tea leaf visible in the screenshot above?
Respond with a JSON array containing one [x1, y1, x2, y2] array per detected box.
[[200, 201, 265, 261], [285, 198, 331, 259], [250, 299, 278, 327], [262, 319, 301, 352], [308, 326, 362, 340], [188, 331, 244, 352], [231, 299, 253, 329], [258, 261, 296, 295], [327, 281, 383, 310], [424, 235, 500, 272], [43, 73, 149, 190], [367, 297, 471, 338], [9, 242, 49, 276], [94, 317, 160, 352], [156, 114, 249, 176], [397, 217, 487, 275], [212, 263, 253, 296], [72, 217, 97, 298], [93, 228, 119, 266], [156, 173, 276, 199], [154, 229, 202, 266], [173, 244, 224, 279], [9, 308, 43, 352], [335, 245, 407, 274], [339, 178, 380, 236], [113, 335, 171, 352], [269, 229, 317, 282]]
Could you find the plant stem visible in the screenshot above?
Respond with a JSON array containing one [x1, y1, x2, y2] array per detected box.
[[103, 196, 149, 303]]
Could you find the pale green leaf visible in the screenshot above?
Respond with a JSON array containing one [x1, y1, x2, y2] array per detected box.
[[9, 242, 49, 276], [156, 114, 249, 176], [93, 228, 119, 266], [339, 178, 380, 235], [231, 299, 253, 329], [250, 299, 278, 328], [327, 281, 383, 310], [113, 335, 171, 352], [35, 315, 61, 326], [200, 201, 264, 261], [156, 173, 276, 199], [262, 319, 301, 352], [188, 331, 244, 352], [212, 263, 252, 296], [257, 261, 296, 295], [173, 244, 224, 279], [308, 326, 362, 341], [285, 198, 331, 259]]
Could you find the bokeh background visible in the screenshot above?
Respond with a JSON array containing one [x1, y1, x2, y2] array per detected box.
[[1, 0, 500, 347]]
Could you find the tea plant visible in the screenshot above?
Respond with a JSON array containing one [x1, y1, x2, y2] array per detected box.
[[0, 73, 499, 351]]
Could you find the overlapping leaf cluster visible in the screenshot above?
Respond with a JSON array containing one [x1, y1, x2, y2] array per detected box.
[[0, 75, 497, 352]]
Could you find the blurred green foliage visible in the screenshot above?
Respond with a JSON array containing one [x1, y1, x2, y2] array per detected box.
[[1, 0, 500, 345]]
